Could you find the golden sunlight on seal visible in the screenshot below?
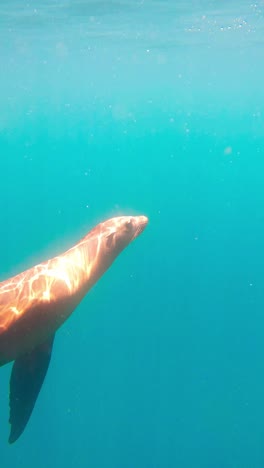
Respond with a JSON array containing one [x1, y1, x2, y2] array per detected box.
[[0, 215, 148, 444]]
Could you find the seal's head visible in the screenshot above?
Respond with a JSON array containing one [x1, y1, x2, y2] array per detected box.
[[101, 215, 148, 255], [82, 215, 148, 279]]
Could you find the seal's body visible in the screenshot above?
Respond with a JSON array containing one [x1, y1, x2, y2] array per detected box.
[[0, 215, 148, 443]]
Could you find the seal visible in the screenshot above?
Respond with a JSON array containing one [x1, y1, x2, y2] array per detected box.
[[0, 215, 148, 443]]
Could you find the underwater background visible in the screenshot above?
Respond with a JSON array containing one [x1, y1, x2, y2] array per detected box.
[[1, 0, 264, 466]]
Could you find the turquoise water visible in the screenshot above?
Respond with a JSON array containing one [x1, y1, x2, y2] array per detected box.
[[1, 0, 264, 466]]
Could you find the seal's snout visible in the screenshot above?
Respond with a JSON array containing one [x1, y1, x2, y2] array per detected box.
[[132, 215, 148, 239]]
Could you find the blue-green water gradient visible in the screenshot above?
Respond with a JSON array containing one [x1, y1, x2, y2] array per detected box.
[[1, 1, 264, 467]]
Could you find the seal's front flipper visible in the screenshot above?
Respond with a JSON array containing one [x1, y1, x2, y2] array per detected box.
[[8, 335, 55, 444]]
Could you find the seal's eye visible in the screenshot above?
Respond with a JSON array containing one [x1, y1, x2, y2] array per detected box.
[[125, 219, 132, 230]]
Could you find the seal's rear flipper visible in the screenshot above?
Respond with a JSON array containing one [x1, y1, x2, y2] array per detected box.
[[8, 334, 55, 443]]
